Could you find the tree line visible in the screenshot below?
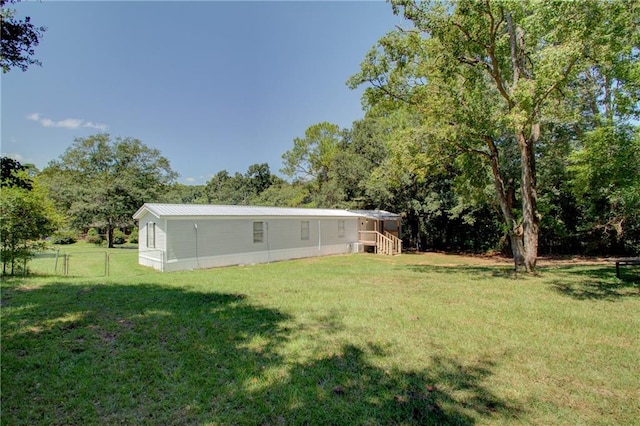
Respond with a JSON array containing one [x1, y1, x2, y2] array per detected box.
[[2, 0, 639, 274]]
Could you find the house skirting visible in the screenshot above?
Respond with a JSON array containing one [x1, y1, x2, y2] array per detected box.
[[142, 243, 354, 272]]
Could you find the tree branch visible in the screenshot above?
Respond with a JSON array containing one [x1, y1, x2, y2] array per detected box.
[[368, 78, 417, 105]]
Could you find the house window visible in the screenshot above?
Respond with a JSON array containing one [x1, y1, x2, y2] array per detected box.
[[147, 222, 156, 248], [338, 220, 345, 238], [301, 221, 310, 240], [253, 221, 264, 243]]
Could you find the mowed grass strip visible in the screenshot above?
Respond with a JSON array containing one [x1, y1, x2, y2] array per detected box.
[[1, 252, 639, 425]]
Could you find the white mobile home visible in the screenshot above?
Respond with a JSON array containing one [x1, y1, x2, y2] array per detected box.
[[133, 204, 366, 272]]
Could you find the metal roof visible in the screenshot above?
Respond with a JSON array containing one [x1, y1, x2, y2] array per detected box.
[[348, 210, 402, 220], [133, 203, 364, 220]]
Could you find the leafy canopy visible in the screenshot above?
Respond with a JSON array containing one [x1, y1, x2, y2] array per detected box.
[[0, 0, 46, 72], [43, 134, 177, 247]]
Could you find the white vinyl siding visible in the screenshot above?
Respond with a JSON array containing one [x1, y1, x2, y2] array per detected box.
[[136, 207, 362, 271], [163, 217, 358, 261]]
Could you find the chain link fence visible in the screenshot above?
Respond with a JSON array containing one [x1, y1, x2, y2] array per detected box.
[[27, 248, 141, 277]]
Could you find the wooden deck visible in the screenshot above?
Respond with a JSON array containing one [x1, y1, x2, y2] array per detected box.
[[359, 231, 402, 255]]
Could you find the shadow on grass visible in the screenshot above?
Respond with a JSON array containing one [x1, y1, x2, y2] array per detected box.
[[1, 280, 522, 425], [404, 264, 517, 279], [548, 266, 640, 301], [405, 262, 640, 301], [245, 344, 523, 425]]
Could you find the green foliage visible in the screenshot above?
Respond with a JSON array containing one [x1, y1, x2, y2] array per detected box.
[[202, 164, 281, 206], [112, 229, 126, 245], [85, 228, 104, 246], [347, 0, 640, 265], [160, 183, 206, 204], [0, 179, 59, 275], [42, 133, 177, 248], [245, 163, 275, 195], [281, 122, 343, 184], [51, 230, 77, 245], [128, 227, 138, 244], [0, 0, 47, 73], [1, 157, 34, 189], [570, 125, 640, 254]]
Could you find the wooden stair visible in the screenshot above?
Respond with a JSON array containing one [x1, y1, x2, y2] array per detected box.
[[359, 231, 402, 255]]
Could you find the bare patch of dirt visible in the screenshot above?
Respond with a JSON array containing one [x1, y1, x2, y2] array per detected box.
[[16, 285, 42, 292]]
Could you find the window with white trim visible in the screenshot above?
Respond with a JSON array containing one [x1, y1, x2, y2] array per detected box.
[[147, 222, 156, 248], [338, 220, 345, 238]]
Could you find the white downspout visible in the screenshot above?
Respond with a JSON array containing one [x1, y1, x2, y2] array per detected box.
[[162, 218, 167, 272]]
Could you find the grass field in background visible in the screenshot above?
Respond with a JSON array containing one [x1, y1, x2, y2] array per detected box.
[[2, 251, 639, 425]]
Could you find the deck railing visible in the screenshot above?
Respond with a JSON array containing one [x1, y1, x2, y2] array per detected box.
[[384, 231, 403, 255], [358, 231, 402, 255]]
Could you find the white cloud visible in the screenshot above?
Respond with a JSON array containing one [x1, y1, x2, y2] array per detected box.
[[0, 152, 27, 162], [184, 177, 196, 183], [26, 113, 108, 131], [83, 121, 109, 131], [56, 118, 84, 129]]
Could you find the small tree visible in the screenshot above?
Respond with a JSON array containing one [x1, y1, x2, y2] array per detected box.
[[85, 228, 104, 246], [0, 180, 58, 275]]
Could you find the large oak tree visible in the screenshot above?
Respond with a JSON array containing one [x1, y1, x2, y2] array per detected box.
[[349, 0, 639, 271], [43, 134, 177, 247]]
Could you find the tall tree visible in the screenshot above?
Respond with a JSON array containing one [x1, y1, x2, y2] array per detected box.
[[245, 163, 275, 196], [349, 0, 639, 272], [42, 134, 177, 247], [331, 111, 392, 207], [281, 122, 346, 207], [281, 122, 343, 184], [1, 0, 46, 73], [202, 164, 280, 206]]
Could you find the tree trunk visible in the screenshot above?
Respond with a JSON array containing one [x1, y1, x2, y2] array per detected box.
[[485, 136, 526, 269], [506, 14, 540, 273], [517, 126, 540, 273], [106, 224, 114, 249], [509, 231, 526, 269]]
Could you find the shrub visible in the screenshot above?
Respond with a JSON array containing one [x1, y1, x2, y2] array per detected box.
[[113, 229, 126, 245], [86, 228, 104, 245], [128, 227, 138, 244], [52, 230, 77, 245]]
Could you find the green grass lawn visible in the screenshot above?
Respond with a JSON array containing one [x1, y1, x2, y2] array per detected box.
[[2, 251, 639, 425]]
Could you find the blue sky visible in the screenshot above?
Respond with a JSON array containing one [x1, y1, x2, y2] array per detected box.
[[2, 1, 404, 185]]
